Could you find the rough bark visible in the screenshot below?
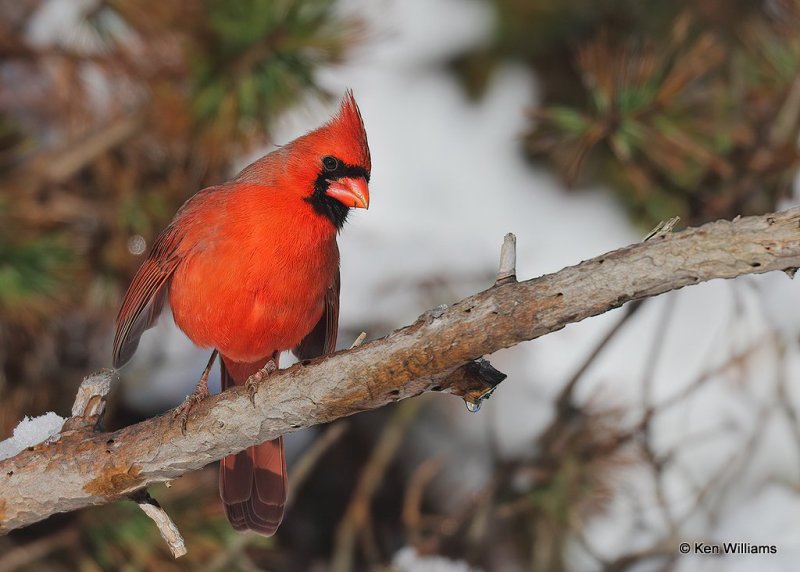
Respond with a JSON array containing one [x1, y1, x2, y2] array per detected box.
[[2, 207, 799, 533]]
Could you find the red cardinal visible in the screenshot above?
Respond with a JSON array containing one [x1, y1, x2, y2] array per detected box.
[[113, 91, 371, 535]]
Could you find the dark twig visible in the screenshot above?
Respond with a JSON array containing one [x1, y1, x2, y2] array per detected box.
[[0, 528, 79, 572], [287, 421, 349, 508], [332, 399, 426, 572], [402, 457, 443, 547]]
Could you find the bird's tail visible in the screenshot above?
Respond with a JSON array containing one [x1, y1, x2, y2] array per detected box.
[[218, 355, 287, 536]]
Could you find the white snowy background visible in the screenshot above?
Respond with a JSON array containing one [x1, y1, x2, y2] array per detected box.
[[20, 0, 800, 570]]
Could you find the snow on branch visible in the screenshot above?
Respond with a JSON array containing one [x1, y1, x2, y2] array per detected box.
[[1, 207, 799, 547]]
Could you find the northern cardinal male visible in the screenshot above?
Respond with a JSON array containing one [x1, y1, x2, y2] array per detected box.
[[113, 91, 371, 535]]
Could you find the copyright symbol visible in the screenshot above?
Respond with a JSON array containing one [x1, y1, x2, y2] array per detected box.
[[679, 543, 691, 554]]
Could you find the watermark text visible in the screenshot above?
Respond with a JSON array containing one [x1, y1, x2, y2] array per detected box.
[[679, 542, 777, 555]]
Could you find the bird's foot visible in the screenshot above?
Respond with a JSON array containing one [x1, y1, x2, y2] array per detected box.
[[173, 371, 211, 435], [244, 358, 278, 406]]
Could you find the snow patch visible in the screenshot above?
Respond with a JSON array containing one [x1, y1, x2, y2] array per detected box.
[[393, 547, 482, 572], [0, 412, 65, 461]]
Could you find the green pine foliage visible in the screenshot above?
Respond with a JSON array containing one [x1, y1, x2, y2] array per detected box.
[[191, 0, 356, 145], [0, 233, 72, 323], [453, 0, 800, 226]]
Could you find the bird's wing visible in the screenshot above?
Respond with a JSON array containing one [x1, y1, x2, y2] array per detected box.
[[112, 222, 184, 368], [292, 267, 340, 360], [113, 185, 229, 368]]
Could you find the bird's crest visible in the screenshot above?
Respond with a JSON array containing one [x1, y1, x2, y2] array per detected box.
[[322, 90, 371, 173]]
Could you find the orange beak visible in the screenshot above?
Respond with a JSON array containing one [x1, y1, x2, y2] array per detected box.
[[325, 177, 370, 209]]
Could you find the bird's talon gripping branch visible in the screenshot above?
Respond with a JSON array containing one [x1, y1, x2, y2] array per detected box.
[[174, 390, 207, 435], [246, 379, 258, 407], [173, 350, 217, 435], [245, 358, 278, 406]]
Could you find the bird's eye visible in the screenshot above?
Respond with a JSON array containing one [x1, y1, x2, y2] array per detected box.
[[322, 156, 339, 172]]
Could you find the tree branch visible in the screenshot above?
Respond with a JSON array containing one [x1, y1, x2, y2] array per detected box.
[[1, 207, 799, 535]]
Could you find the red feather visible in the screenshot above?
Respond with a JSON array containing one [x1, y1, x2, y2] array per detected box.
[[219, 355, 287, 535]]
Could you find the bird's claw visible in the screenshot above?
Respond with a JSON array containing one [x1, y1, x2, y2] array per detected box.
[[173, 376, 211, 435], [247, 379, 258, 406], [244, 371, 263, 406], [174, 393, 203, 435], [244, 358, 277, 407]]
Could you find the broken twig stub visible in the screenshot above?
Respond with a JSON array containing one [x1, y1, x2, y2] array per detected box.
[[496, 233, 517, 285]]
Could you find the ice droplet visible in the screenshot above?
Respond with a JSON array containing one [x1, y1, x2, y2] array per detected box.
[[463, 385, 499, 414]]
